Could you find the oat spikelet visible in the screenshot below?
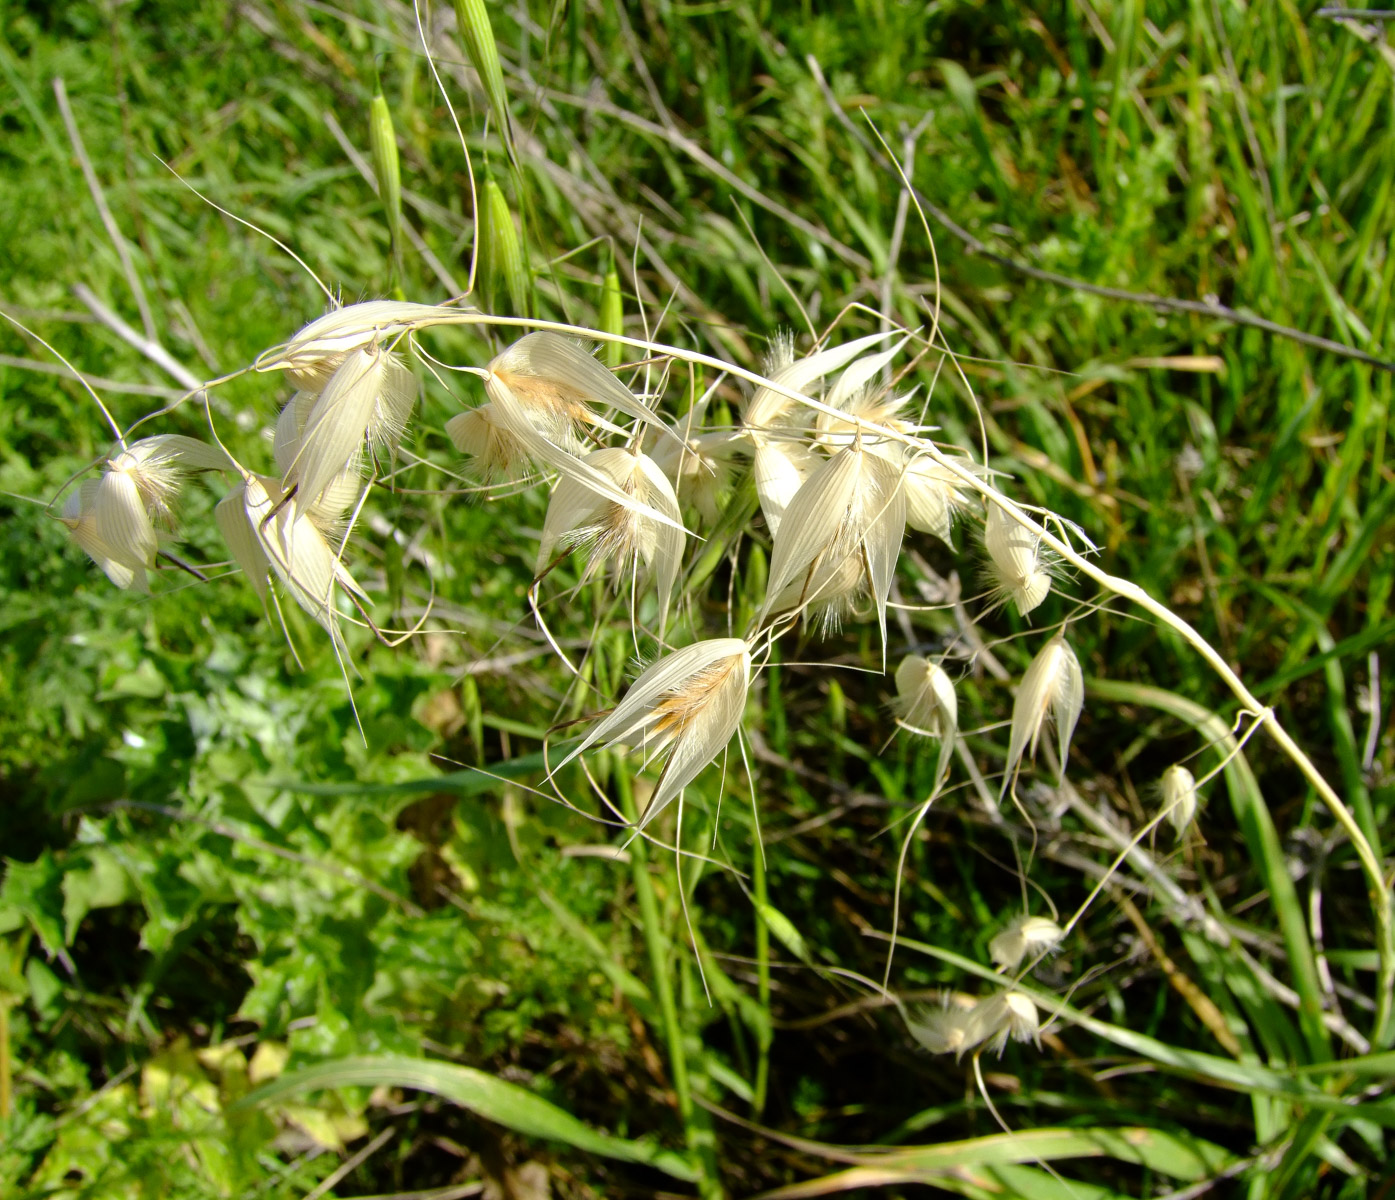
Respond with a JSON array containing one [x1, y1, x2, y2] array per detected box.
[[984, 500, 1052, 616], [962, 991, 1041, 1057], [761, 441, 906, 648], [536, 447, 686, 631], [989, 915, 1064, 971], [1003, 634, 1084, 797], [1160, 764, 1199, 838], [63, 435, 233, 590], [445, 403, 531, 481], [557, 639, 752, 829], [893, 655, 957, 784]]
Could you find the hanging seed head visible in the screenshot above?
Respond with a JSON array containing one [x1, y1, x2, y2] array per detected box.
[[984, 500, 1053, 616], [893, 655, 957, 784], [240, 474, 367, 640], [486, 332, 669, 450], [761, 441, 906, 649], [445, 403, 531, 481], [283, 345, 412, 510], [1159, 764, 1199, 838], [900, 452, 980, 548], [557, 638, 753, 829], [62, 480, 148, 592], [745, 329, 898, 435], [651, 425, 739, 526], [536, 446, 686, 631], [62, 436, 233, 590], [907, 997, 977, 1056], [257, 300, 460, 388], [215, 482, 270, 601], [752, 437, 818, 537], [963, 990, 1041, 1057], [1003, 635, 1084, 797], [988, 914, 1065, 971]]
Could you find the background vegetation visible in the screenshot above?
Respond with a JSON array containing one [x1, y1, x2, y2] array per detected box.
[[2, 0, 1394, 1196]]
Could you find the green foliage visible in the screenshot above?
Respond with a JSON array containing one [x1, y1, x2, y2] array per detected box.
[[3, 0, 1395, 1196]]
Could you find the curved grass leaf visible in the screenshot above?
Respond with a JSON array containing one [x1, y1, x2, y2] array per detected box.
[[233, 1054, 697, 1181]]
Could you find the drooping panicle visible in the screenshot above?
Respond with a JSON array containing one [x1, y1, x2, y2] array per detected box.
[[556, 639, 752, 829]]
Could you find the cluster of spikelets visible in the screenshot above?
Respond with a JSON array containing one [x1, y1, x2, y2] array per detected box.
[[60, 299, 1208, 1047]]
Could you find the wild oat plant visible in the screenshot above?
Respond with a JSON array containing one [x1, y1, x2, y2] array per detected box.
[[17, 9, 1395, 1193]]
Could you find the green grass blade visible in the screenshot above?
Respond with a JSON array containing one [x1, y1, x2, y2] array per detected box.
[[233, 1053, 698, 1180]]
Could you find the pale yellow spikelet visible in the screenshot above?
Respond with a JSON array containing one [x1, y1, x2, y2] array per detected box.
[[487, 332, 669, 448], [1003, 634, 1084, 798], [989, 914, 1064, 971], [984, 500, 1052, 616], [63, 435, 233, 589], [761, 442, 906, 648], [256, 300, 463, 386], [536, 447, 686, 630], [893, 655, 957, 784], [752, 438, 818, 536], [745, 329, 896, 433], [215, 484, 270, 600], [556, 638, 752, 829], [1160, 764, 1199, 838], [649, 395, 738, 525], [907, 998, 976, 1056], [285, 345, 411, 509], [962, 990, 1041, 1057], [242, 474, 367, 639], [62, 480, 146, 591], [445, 404, 531, 481]]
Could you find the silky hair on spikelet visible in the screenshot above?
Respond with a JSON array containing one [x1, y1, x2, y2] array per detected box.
[[983, 498, 1055, 617], [535, 446, 686, 632], [1003, 634, 1084, 798], [893, 655, 957, 785], [555, 638, 752, 831], [62, 435, 233, 591], [760, 439, 906, 647], [989, 914, 1065, 971]]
